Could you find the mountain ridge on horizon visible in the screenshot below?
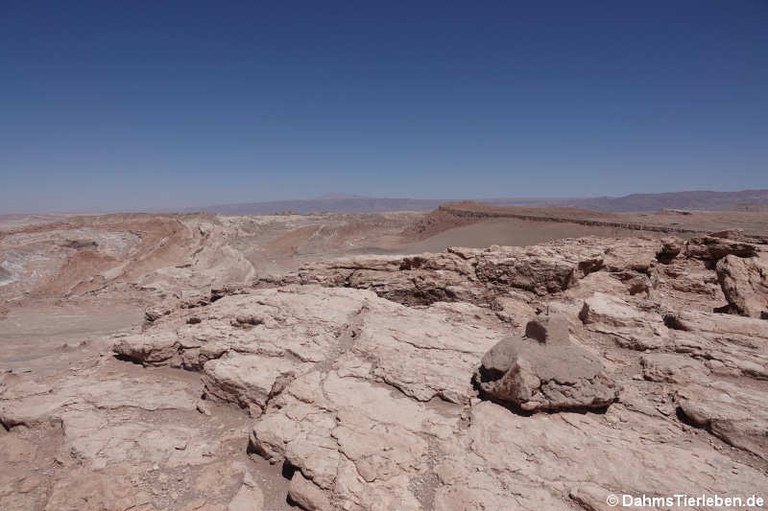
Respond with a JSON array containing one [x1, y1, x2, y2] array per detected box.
[[189, 188, 768, 215]]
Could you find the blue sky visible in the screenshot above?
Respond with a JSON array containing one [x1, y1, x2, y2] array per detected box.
[[1, 0, 767, 212]]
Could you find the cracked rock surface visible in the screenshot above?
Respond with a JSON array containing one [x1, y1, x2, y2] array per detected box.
[[2, 233, 768, 510], [112, 235, 767, 510]]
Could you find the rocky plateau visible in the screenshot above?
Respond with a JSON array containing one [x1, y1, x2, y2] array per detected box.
[[1, 210, 767, 510]]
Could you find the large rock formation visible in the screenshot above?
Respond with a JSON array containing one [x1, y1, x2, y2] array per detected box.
[[259, 237, 660, 307], [474, 314, 618, 412], [716, 253, 768, 318], [684, 235, 758, 261]]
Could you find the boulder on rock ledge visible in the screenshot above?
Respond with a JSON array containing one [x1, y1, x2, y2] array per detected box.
[[474, 314, 618, 413]]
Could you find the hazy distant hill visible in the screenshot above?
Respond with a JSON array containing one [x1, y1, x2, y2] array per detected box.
[[193, 197, 446, 214], [558, 189, 768, 212], [191, 189, 768, 215]]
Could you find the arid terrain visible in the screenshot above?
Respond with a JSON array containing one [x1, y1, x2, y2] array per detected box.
[[194, 189, 768, 215], [1, 205, 767, 510]]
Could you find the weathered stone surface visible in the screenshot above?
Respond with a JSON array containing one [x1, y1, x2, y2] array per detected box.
[[578, 292, 657, 328], [641, 353, 709, 384], [105, 242, 768, 511], [656, 237, 683, 264], [677, 382, 768, 459], [716, 253, 768, 318], [227, 468, 265, 511], [475, 315, 618, 412], [250, 371, 456, 510], [489, 294, 537, 326], [7, 233, 768, 511], [262, 238, 668, 305], [708, 228, 745, 240], [433, 401, 766, 511], [202, 354, 309, 414], [265, 252, 480, 306], [43, 465, 158, 511], [0, 358, 271, 511], [474, 248, 603, 295], [116, 286, 505, 407], [685, 236, 758, 261], [664, 309, 768, 337], [523, 313, 570, 343], [288, 473, 333, 511]]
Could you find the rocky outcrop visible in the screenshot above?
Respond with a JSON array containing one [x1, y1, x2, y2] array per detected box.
[[472, 246, 604, 295], [716, 253, 768, 318], [475, 314, 618, 412], [260, 237, 668, 306], [685, 235, 758, 261], [5, 233, 768, 511], [432, 401, 765, 511], [115, 286, 505, 409], [655, 238, 683, 264], [118, 238, 768, 509], [0, 359, 271, 511], [578, 292, 656, 328]]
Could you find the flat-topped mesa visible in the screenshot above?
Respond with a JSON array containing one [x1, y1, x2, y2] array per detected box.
[[475, 313, 618, 413]]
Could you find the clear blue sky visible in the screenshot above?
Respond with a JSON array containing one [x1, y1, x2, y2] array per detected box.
[[1, 0, 767, 212]]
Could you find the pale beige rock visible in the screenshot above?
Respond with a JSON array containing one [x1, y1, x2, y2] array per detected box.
[[264, 238, 661, 305], [107, 241, 768, 510], [655, 237, 683, 264], [476, 315, 618, 412], [288, 473, 333, 511], [573, 270, 629, 297], [250, 371, 456, 510], [7, 232, 767, 511], [474, 247, 603, 295], [44, 465, 157, 511], [490, 294, 537, 326], [641, 353, 709, 384], [227, 469, 265, 511], [685, 236, 758, 261], [676, 382, 768, 459], [578, 292, 657, 328], [354, 300, 503, 403], [664, 309, 768, 337], [716, 253, 768, 318], [203, 353, 309, 413], [433, 401, 765, 511]]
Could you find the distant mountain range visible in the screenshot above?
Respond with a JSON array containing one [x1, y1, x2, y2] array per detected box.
[[559, 189, 768, 212], [190, 189, 768, 215], [191, 197, 448, 215]]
